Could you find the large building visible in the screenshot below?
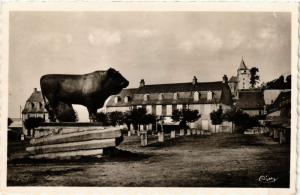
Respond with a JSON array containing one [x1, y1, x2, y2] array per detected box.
[[105, 76, 233, 132]]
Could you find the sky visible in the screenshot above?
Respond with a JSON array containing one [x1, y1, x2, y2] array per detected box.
[[9, 11, 291, 120]]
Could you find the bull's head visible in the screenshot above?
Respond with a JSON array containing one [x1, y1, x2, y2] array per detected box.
[[106, 68, 129, 94]]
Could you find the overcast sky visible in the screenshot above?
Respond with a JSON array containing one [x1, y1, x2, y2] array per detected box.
[[9, 11, 291, 120]]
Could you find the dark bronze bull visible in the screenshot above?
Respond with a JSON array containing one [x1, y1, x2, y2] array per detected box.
[[40, 68, 129, 122]]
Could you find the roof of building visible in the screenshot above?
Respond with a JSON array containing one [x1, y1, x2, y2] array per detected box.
[[8, 118, 22, 129], [238, 59, 248, 70], [106, 80, 233, 107], [27, 90, 44, 103], [236, 90, 265, 110], [267, 90, 291, 113], [229, 76, 238, 83], [22, 89, 47, 114]]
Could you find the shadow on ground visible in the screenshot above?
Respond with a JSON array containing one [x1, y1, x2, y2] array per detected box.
[[8, 148, 151, 165]]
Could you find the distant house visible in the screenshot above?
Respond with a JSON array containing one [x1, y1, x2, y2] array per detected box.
[[236, 90, 265, 116], [22, 88, 49, 136], [22, 88, 48, 121], [8, 118, 23, 141], [105, 76, 233, 132], [266, 90, 291, 123], [265, 90, 291, 143]]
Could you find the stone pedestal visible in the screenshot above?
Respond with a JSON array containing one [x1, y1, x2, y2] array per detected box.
[[171, 130, 176, 138], [127, 131, 131, 137], [196, 129, 201, 135], [158, 132, 164, 142], [187, 129, 191, 136], [140, 131, 148, 146], [27, 123, 123, 159], [180, 129, 184, 136], [192, 129, 196, 135]]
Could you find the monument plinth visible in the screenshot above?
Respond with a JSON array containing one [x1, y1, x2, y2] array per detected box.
[[26, 123, 123, 159]]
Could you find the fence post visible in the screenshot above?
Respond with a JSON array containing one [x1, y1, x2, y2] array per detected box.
[[180, 129, 184, 136], [187, 129, 191, 136], [141, 131, 148, 146], [158, 132, 164, 142], [171, 130, 176, 138]]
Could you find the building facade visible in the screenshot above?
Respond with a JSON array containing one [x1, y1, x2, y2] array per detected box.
[[105, 76, 233, 132]]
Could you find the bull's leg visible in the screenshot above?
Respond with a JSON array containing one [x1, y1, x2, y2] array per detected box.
[[87, 107, 97, 122], [48, 101, 58, 122]]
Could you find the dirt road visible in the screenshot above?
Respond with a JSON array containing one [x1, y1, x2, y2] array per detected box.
[[7, 133, 290, 187]]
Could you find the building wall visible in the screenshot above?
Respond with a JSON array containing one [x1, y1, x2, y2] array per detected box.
[[237, 69, 251, 90], [106, 106, 130, 113], [243, 109, 262, 116]]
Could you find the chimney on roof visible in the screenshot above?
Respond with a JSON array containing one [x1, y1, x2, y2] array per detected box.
[[139, 79, 145, 88], [223, 75, 228, 84], [34, 88, 37, 92], [192, 76, 197, 85]]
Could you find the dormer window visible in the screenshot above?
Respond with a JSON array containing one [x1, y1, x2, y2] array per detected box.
[[31, 102, 34, 109], [124, 96, 130, 103], [114, 96, 120, 103], [193, 91, 199, 101], [144, 94, 149, 101], [173, 93, 178, 100], [39, 102, 43, 109], [158, 93, 163, 100], [207, 91, 213, 100]]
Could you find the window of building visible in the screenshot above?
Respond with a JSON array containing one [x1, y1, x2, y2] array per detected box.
[[173, 93, 178, 100], [207, 91, 213, 100], [144, 94, 149, 101], [31, 102, 34, 109], [39, 102, 43, 109], [124, 96, 130, 103], [158, 93, 163, 100], [194, 91, 199, 101], [114, 96, 120, 103]]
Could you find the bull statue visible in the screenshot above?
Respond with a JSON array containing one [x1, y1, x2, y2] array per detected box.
[[40, 68, 129, 122]]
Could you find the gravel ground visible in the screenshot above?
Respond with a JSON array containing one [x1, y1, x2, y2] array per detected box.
[[7, 133, 290, 187]]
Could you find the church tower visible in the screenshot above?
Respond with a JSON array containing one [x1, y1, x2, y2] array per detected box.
[[237, 58, 251, 90]]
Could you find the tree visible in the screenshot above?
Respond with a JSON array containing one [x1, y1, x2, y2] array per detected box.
[[285, 75, 291, 89], [250, 67, 260, 88], [130, 107, 147, 131], [172, 109, 201, 129], [107, 111, 124, 126], [210, 108, 223, 133], [223, 109, 259, 133], [95, 112, 109, 125], [24, 117, 45, 137], [122, 111, 133, 130]]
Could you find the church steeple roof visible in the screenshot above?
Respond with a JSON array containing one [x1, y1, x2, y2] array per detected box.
[[238, 58, 248, 70]]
